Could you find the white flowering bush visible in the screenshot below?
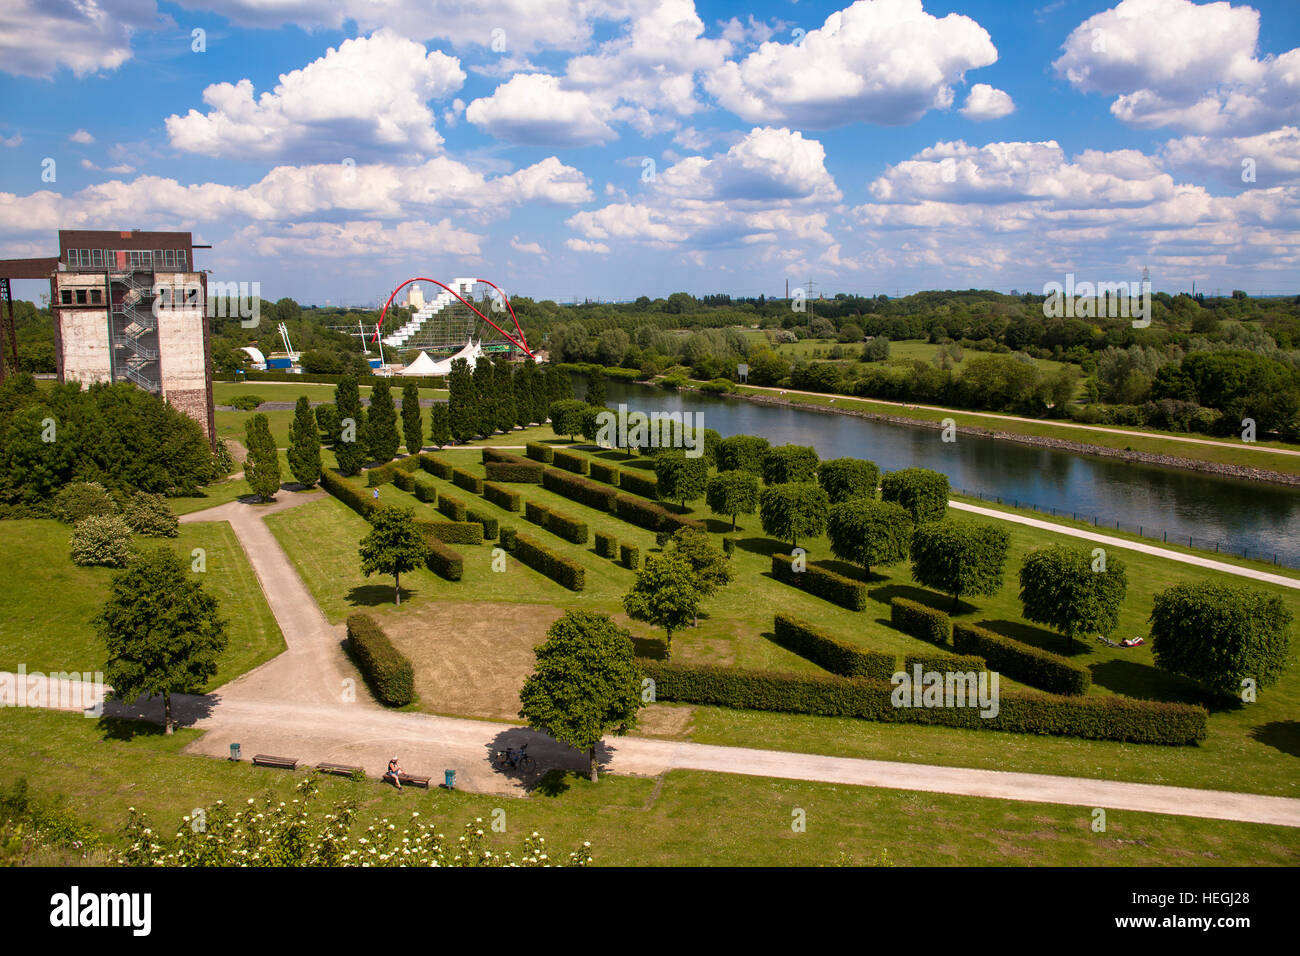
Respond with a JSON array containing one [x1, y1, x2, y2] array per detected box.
[[118, 778, 593, 867]]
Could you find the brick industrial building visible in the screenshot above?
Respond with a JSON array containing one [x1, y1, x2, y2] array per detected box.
[[0, 229, 216, 444]]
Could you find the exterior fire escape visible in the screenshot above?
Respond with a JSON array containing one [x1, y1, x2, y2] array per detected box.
[[110, 271, 161, 393]]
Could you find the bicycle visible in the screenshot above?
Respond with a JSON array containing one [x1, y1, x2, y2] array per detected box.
[[494, 744, 536, 773]]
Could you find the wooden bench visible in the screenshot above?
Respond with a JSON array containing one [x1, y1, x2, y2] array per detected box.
[[315, 762, 365, 778], [251, 754, 299, 770], [396, 773, 430, 789]]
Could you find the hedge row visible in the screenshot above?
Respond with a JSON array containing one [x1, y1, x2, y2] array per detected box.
[[423, 535, 463, 581], [499, 525, 517, 550], [507, 532, 585, 591], [770, 553, 868, 611], [412, 474, 437, 503], [483, 481, 521, 512], [890, 598, 953, 646], [452, 467, 484, 495], [366, 464, 397, 488], [345, 614, 414, 707], [553, 448, 589, 475], [590, 461, 620, 486], [595, 531, 618, 558], [638, 662, 1207, 745], [524, 500, 589, 544], [903, 652, 986, 674], [392, 469, 415, 493], [620, 543, 641, 569], [485, 460, 545, 483], [953, 623, 1093, 696], [525, 500, 550, 527], [437, 492, 468, 522], [772, 613, 895, 681], [466, 507, 499, 539], [321, 469, 378, 519], [525, 441, 555, 463], [419, 454, 454, 480], [618, 469, 659, 499], [413, 517, 483, 546], [541, 468, 618, 512], [612, 494, 704, 534]]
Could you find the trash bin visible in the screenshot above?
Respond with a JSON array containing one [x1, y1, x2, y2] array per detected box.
[[444, 769, 456, 790], [230, 743, 241, 761]]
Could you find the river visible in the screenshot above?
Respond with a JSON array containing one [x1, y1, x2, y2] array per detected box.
[[598, 379, 1300, 569]]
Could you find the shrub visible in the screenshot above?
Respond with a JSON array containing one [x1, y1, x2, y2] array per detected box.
[[121, 491, 179, 538], [423, 536, 463, 581], [483, 481, 521, 511], [638, 662, 1206, 744], [773, 614, 895, 680], [69, 515, 133, 567], [412, 474, 438, 503], [451, 467, 484, 494], [345, 614, 414, 707], [590, 461, 620, 485], [721, 536, 735, 558], [953, 623, 1092, 695], [612, 493, 703, 535], [437, 492, 468, 522], [770, 553, 868, 611], [511, 532, 585, 590], [617, 469, 659, 499], [552, 448, 589, 475], [546, 509, 589, 545], [525, 441, 554, 463], [525, 500, 550, 527], [321, 468, 377, 518], [228, 394, 264, 411], [393, 456, 423, 473], [413, 518, 483, 546], [498, 525, 517, 550], [53, 482, 117, 523], [595, 532, 618, 558], [465, 507, 499, 539], [761, 445, 819, 484], [392, 469, 415, 493], [366, 464, 397, 488], [419, 454, 454, 480], [541, 468, 618, 511], [890, 598, 953, 645], [880, 467, 950, 523], [484, 460, 544, 483]]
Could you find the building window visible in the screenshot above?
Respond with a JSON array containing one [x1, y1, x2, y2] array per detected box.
[[176, 251, 187, 271], [60, 289, 72, 305], [75, 289, 88, 305], [89, 289, 102, 305], [90, 249, 104, 267]]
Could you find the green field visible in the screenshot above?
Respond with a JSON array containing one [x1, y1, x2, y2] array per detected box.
[[0, 519, 284, 690], [2, 708, 1294, 866]]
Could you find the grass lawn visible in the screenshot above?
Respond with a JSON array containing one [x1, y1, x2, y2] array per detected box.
[[0, 519, 284, 691], [213, 381, 449, 406], [263, 442, 1300, 797], [2, 708, 1295, 866]]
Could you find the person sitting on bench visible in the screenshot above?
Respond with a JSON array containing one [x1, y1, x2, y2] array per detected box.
[[384, 757, 404, 789]]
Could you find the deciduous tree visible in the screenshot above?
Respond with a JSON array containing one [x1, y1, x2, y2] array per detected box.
[[909, 518, 1010, 609], [705, 470, 760, 530], [358, 507, 427, 606], [1019, 545, 1128, 650], [759, 482, 829, 550]]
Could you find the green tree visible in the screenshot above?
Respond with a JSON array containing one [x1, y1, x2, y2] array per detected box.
[[759, 482, 829, 550], [447, 358, 474, 443], [472, 359, 495, 437], [549, 399, 589, 440], [716, 434, 771, 475], [518, 610, 642, 782], [358, 507, 427, 605], [493, 356, 518, 434], [315, 403, 341, 446], [400, 382, 424, 457], [97, 547, 228, 735], [653, 450, 709, 511], [121, 491, 180, 538], [365, 378, 400, 463], [333, 376, 366, 475], [666, 528, 734, 625], [243, 413, 282, 501], [622, 550, 700, 652], [514, 360, 538, 427], [705, 470, 760, 530], [429, 402, 452, 449], [585, 369, 606, 408], [1019, 545, 1128, 650], [817, 458, 881, 503], [0, 404, 76, 504], [761, 444, 819, 485], [909, 518, 1010, 610], [545, 363, 573, 407], [287, 396, 322, 487], [826, 498, 912, 575], [1149, 582, 1292, 698], [880, 467, 950, 523]]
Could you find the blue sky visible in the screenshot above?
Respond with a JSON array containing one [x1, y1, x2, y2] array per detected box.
[[2, 0, 1298, 305]]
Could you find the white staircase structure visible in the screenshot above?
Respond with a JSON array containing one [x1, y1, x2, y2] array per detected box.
[[383, 277, 476, 349]]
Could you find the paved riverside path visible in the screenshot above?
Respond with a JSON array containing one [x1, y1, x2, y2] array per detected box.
[[951, 500, 1300, 590]]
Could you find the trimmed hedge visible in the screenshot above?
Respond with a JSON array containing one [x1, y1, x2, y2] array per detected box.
[[638, 662, 1207, 745], [553, 448, 589, 475], [773, 613, 895, 681], [419, 454, 454, 480], [523, 499, 588, 544], [466, 507, 499, 539], [483, 481, 521, 512], [413, 517, 483, 546], [498, 525, 517, 550], [392, 469, 415, 493], [508, 532, 586, 591], [611, 494, 704, 534], [321, 468, 378, 518], [346, 614, 414, 707], [437, 492, 468, 522], [590, 461, 620, 486], [452, 467, 484, 494], [542, 468, 618, 512], [525, 441, 555, 463], [424, 535, 463, 581], [412, 474, 438, 503], [770, 553, 868, 611], [890, 598, 953, 646], [618, 469, 659, 499], [525, 501, 551, 527], [366, 464, 397, 488], [485, 460, 545, 483], [595, 531, 618, 558], [903, 652, 986, 674], [620, 543, 641, 569], [953, 623, 1093, 696]]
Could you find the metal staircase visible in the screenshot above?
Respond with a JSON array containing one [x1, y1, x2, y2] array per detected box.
[[109, 271, 161, 392]]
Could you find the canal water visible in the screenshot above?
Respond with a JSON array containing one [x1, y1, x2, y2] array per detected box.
[[599, 380, 1300, 568]]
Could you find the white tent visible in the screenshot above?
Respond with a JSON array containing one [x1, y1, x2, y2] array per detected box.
[[396, 350, 442, 376], [397, 338, 483, 376]]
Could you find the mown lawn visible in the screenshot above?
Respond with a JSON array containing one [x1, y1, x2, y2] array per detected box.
[[264, 443, 1300, 797], [0, 519, 284, 691], [1, 708, 1295, 866]]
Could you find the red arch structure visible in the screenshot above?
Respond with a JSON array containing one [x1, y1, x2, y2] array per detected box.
[[375, 277, 532, 358]]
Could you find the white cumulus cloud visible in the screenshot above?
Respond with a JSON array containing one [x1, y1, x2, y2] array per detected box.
[[960, 84, 1014, 121], [0, 0, 166, 78]]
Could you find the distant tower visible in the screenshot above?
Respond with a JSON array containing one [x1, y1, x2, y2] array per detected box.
[[1142, 265, 1150, 289], [407, 283, 425, 311]]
